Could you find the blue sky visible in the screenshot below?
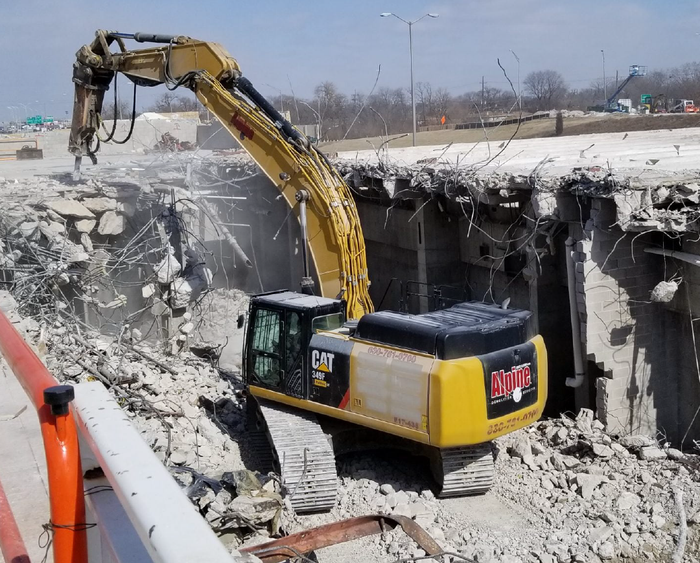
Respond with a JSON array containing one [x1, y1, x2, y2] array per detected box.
[[1, 0, 700, 122]]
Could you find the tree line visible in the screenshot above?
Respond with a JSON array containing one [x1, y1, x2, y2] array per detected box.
[[101, 61, 700, 141]]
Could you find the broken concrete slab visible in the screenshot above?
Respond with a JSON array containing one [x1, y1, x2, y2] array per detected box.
[[45, 199, 95, 219], [638, 446, 667, 461], [81, 197, 117, 214]]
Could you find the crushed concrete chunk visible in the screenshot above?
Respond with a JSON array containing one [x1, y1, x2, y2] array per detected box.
[[150, 299, 169, 316], [18, 222, 39, 240], [575, 408, 594, 434], [650, 280, 678, 303], [588, 526, 613, 545], [575, 474, 605, 500], [43, 221, 66, 236], [392, 502, 412, 518], [509, 436, 532, 459], [117, 200, 137, 217], [98, 211, 126, 235], [170, 450, 187, 465], [171, 278, 193, 309], [598, 541, 615, 560], [616, 492, 640, 510], [591, 443, 614, 459], [155, 253, 181, 284], [75, 219, 96, 233], [226, 495, 281, 527], [142, 283, 156, 299]]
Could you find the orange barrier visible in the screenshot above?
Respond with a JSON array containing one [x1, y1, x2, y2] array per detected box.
[[0, 310, 87, 563], [0, 476, 31, 563]]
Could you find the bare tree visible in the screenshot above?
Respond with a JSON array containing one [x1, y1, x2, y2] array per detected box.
[[416, 82, 434, 125], [524, 70, 567, 110], [314, 82, 346, 121], [150, 92, 177, 113], [174, 96, 201, 112], [102, 100, 131, 120], [433, 88, 452, 122]]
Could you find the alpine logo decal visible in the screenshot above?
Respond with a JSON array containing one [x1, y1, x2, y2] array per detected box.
[[491, 363, 533, 404], [311, 349, 334, 388]]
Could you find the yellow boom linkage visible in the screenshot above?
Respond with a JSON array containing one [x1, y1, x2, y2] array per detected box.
[[69, 31, 373, 319]]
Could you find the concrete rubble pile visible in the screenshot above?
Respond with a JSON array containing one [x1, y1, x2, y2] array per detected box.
[[10, 285, 292, 548], [493, 409, 700, 562], [0, 169, 216, 339], [0, 163, 295, 548], [291, 409, 699, 563]]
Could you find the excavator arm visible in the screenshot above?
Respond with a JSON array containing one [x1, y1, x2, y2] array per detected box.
[[69, 30, 372, 319]]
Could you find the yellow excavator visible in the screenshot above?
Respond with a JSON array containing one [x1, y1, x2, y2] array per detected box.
[[69, 31, 548, 513]]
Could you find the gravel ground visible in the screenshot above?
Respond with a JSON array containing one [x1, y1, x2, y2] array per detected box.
[[7, 283, 699, 563]]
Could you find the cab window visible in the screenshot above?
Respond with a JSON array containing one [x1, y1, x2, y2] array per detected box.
[[285, 311, 302, 373], [251, 308, 282, 387], [312, 313, 344, 333]]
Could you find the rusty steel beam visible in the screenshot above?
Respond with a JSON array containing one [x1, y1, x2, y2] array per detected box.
[[241, 514, 441, 563]]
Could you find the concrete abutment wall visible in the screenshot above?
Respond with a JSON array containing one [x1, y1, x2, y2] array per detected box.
[[571, 199, 682, 440], [209, 160, 698, 445]]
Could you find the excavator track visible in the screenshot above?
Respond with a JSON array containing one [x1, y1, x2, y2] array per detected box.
[[432, 443, 495, 498], [255, 399, 338, 513]]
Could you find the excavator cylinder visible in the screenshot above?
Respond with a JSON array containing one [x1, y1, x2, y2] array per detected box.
[[133, 32, 179, 44], [236, 77, 306, 145], [107, 32, 181, 44]]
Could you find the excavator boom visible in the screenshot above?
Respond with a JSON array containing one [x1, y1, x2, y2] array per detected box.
[[69, 30, 372, 319]]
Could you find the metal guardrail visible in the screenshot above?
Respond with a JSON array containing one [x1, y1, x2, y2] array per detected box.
[[73, 382, 241, 563], [0, 306, 246, 563], [0, 309, 88, 563], [0, 476, 31, 563]]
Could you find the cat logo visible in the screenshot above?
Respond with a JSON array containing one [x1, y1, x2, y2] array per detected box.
[[311, 350, 335, 373]]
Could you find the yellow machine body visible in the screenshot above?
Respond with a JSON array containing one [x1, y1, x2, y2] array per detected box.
[[249, 318, 547, 449]]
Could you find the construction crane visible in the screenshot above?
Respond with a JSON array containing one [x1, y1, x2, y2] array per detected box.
[[69, 30, 548, 513], [604, 65, 647, 112]]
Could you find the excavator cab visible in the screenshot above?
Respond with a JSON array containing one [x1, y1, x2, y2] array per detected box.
[[243, 291, 346, 399]]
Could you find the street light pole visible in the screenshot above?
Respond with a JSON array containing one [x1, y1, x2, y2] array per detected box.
[[381, 12, 439, 147], [601, 49, 607, 102], [409, 21, 415, 146]]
